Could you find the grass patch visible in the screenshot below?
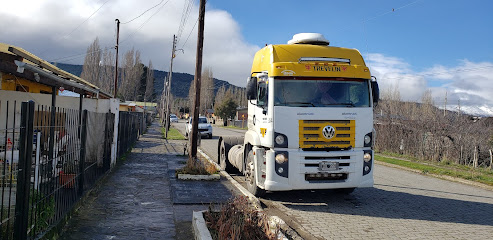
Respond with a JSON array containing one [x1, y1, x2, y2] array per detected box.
[[176, 157, 218, 176], [375, 154, 493, 186], [219, 124, 248, 130], [162, 127, 186, 140]]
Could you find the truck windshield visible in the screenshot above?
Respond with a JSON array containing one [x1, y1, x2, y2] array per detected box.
[[274, 78, 370, 107]]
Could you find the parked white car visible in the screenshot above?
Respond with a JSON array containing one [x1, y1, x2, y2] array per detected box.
[[169, 114, 178, 123], [185, 116, 212, 139]]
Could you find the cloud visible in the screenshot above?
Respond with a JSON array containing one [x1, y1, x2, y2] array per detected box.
[[367, 53, 427, 102], [0, 0, 259, 87], [367, 54, 493, 115]]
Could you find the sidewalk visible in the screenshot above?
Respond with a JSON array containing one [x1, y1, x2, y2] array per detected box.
[[59, 121, 239, 240]]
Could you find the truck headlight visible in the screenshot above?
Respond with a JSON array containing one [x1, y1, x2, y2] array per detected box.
[[274, 132, 288, 148], [363, 150, 372, 175], [275, 153, 288, 164], [275, 151, 289, 178], [364, 132, 372, 147], [275, 135, 285, 145]]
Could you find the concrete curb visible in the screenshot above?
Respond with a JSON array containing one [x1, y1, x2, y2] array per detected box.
[[192, 210, 213, 240], [197, 148, 261, 209], [197, 148, 292, 239], [177, 173, 220, 181]]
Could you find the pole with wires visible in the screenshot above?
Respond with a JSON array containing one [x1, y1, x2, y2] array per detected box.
[[165, 35, 177, 139], [114, 19, 120, 98], [190, 0, 206, 159]]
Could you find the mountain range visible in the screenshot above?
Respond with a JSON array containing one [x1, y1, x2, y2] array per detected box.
[[54, 62, 239, 99], [54, 63, 492, 117]]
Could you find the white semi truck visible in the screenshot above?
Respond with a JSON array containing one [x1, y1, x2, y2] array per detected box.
[[218, 33, 379, 196]]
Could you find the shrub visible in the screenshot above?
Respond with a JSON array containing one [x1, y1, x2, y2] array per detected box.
[[204, 196, 279, 240]]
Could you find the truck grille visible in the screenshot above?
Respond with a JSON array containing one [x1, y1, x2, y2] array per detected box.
[[299, 120, 355, 149]]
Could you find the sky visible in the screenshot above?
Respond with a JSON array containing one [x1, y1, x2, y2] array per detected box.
[[1, 0, 493, 115]]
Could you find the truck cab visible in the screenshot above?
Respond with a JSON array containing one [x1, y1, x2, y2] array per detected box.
[[219, 33, 379, 196]]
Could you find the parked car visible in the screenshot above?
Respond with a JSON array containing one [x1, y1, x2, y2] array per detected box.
[[185, 116, 212, 139], [170, 114, 178, 123]]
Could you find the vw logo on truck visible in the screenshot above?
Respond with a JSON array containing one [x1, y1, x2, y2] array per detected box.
[[322, 125, 335, 139]]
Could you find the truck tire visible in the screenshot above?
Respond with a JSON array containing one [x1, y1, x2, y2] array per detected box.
[[245, 149, 265, 197], [219, 139, 234, 172]]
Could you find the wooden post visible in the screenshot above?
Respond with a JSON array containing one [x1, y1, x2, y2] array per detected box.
[[473, 146, 478, 168], [190, 0, 206, 159], [489, 149, 492, 170], [165, 35, 177, 139]]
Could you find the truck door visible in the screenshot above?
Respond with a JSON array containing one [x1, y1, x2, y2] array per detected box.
[[254, 78, 272, 146]]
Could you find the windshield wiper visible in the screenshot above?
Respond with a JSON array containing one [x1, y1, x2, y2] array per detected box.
[[284, 102, 315, 107], [319, 102, 355, 107]]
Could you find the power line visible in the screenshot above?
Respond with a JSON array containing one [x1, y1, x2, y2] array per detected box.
[[176, 0, 194, 43], [362, 0, 422, 68], [180, 0, 209, 49], [363, 0, 422, 23], [61, 0, 111, 39], [48, 47, 113, 63], [120, 0, 172, 45], [38, 0, 110, 58], [181, 16, 199, 49], [121, 0, 165, 24]]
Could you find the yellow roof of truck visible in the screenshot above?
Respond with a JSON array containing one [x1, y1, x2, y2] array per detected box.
[[251, 44, 371, 79]]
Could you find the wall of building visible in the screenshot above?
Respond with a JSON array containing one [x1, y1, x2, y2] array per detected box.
[[0, 72, 55, 93], [0, 90, 120, 166]]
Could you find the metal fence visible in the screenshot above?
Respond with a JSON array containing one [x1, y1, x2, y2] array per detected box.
[[117, 112, 142, 159], [1, 101, 115, 239]]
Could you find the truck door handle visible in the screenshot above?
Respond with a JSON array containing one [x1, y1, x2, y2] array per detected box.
[[253, 115, 256, 125]]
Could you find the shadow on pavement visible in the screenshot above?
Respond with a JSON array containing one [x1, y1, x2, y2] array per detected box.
[[263, 187, 493, 226]]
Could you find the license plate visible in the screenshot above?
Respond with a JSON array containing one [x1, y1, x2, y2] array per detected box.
[[318, 161, 339, 171]]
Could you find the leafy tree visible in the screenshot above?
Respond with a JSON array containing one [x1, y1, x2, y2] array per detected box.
[[215, 97, 238, 123]]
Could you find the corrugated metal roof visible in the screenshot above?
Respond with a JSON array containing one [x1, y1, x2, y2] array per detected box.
[[0, 42, 112, 98]]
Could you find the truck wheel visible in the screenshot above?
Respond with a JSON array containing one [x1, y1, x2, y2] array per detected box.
[[219, 140, 234, 172], [245, 150, 265, 197]]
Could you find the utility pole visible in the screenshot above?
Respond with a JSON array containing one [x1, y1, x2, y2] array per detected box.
[[162, 76, 167, 125], [114, 19, 120, 98], [444, 91, 447, 117], [458, 99, 461, 116], [165, 35, 177, 138], [190, 0, 206, 159]]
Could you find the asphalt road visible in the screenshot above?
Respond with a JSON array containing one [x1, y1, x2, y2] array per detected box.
[[172, 119, 493, 239]]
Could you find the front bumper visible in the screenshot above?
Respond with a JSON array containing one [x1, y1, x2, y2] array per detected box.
[[263, 149, 373, 191], [198, 128, 212, 136]]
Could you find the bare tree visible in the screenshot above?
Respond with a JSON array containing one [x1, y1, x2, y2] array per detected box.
[[144, 60, 154, 102], [100, 47, 115, 94], [119, 48, 143, 101], [188, 79, 196, 111], [214, 85, 227, 108], [201, 67, 214, 113], [81, 38, 102, 87]]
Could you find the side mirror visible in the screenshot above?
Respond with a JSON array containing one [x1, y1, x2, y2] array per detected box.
[[371, 77, 379, 107], [246, 77, 257, 100]]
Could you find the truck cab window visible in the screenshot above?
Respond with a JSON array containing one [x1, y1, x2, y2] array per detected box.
[[257, 81, 268, 107]]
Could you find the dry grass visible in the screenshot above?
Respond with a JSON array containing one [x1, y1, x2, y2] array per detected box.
[[204, 196, 279, 240], [176, 157, 218, 175]]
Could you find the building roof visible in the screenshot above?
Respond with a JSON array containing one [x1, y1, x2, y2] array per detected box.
[[0, 43, 112, 99]]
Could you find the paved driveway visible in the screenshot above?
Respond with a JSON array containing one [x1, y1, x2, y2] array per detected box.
[[173, 120, 493, 239]]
